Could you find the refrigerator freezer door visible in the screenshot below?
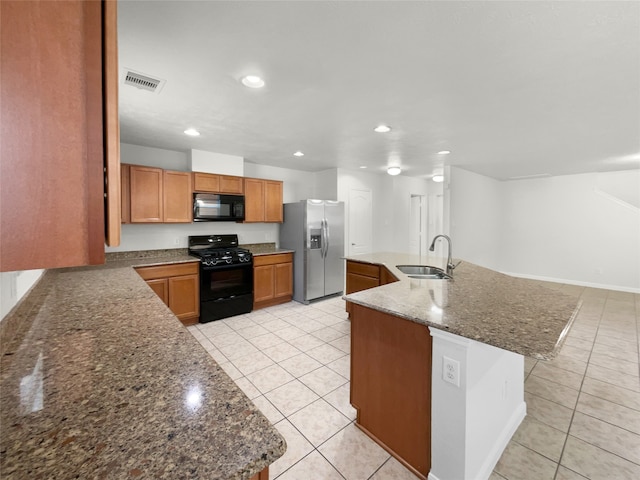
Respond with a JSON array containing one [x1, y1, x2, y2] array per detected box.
[[323, 201, 345, 296], [305, 200, 326, 301]]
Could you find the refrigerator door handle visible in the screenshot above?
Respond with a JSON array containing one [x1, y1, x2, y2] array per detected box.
[[324, 218, 330, 259], [321, 218, 327, 258]]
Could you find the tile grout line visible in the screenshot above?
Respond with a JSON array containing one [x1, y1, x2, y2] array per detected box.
[[552, 289, 607, 480]]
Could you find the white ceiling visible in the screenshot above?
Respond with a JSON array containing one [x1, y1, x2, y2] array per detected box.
[[118, 1, 640, 181]]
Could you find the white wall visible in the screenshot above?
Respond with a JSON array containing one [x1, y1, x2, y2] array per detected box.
[[449, 168, 504, 270], [501, 170, 640, 291], [121, 143, 188, 170], [244, 163, 316, 203], [314, 169, 339, 200], [0, 269, 44, 321], [391, 175, 432, 255], [449, 166, 640, 292], [336, 168, 433, 253]]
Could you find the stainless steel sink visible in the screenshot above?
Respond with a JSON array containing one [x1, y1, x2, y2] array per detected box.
[[396, 265, 451, 280]]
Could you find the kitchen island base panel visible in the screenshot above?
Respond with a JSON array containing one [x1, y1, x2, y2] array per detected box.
[[249, 466, 269, 480], [350, 302, 431, 479], [429, 328, 526, 480]]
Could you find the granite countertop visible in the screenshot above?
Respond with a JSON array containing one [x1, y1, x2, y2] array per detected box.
[[0, 251, 286, 479], [240, 243, 295, 256], [344, 252, 581, 360]]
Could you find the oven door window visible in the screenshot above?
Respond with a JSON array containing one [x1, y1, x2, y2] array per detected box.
[[200, 265, 253, 301]]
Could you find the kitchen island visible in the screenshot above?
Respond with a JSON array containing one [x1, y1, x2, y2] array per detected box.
[[0, 251, 286, 479], [344, 253, 581, 480]]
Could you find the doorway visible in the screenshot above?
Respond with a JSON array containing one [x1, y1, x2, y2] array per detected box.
[[409, 194, 426, 257], [348, 188, 372, 256]]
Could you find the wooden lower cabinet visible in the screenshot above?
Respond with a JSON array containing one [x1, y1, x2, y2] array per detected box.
[[345, 260, 398, 314], [135, 262, 200, 325], [350, 302, 431, 479], [253, 253, 293, 309]]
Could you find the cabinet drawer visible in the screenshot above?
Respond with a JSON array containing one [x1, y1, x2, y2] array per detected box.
[[347, 261, 380, 279], [253, 253, 293, 266], [135, 261, 198, 281], [346, 272, 380, 294]]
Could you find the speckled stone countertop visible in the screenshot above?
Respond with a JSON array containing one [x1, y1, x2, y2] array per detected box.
[[0, 252, 286, 479], [241, 243, 295, 256], [344, 253, 581, 360]]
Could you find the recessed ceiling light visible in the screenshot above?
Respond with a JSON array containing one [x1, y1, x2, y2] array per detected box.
[[184, 128, 200, 136], [437, 150, 451, 155], [359, 166, 367, 169], [432, 175, 444, 183], [387, 166, 401, 176], [241, 75, 265, 88], [293, 151, 304, 157], [374, 125, 392, 133]]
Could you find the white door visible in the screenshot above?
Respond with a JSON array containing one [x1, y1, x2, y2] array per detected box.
[[409, 195, 425, 257], [348, 188, 372, 256]]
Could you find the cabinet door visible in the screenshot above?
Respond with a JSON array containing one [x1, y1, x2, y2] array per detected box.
[[146, 279, 169, 305], [168, 274, 199, 321], [274, 262, 293, 298], [265, 180, 283, 222], [220, 175, 244, 194], [346, 272, 380, 294], [193, 172, 220, 192], [130, 165, 163, 222], [244, 178, 265, 222], [121, 164, 131, 224], [103, 0, 120, 247], [163, 170, 192, 223], [254, 265, 275, 302], [0, 0, 106, 271]]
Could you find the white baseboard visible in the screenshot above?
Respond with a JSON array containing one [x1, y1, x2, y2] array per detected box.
[[474, 401, 527, 480], [427, 402, 526, 480], [500, 271, 640, 294]]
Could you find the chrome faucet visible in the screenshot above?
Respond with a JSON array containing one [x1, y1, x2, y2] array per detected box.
[[428, 235, 458, 275]]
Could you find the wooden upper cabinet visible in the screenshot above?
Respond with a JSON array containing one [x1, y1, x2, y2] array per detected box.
[[103, 0, 121, 247], [193, 172, 219, 192], [163, 170, 192, 223], [193, 172, 244, 194], [244, 178, 266, 222], [244, 178, 283, 223], [265, 181, 284, 222], [219, 175, 244, 194], [124, 165, 192, 223], [129, 166, 164, 222], [121, 164, 131, 224], [0, 0, 119, 271]]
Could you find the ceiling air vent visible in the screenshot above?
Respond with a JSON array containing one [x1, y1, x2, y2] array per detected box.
[[123, 70, 165, 93]]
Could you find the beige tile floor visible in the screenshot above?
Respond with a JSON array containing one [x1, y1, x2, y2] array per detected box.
[[187, 286, 639, 480]]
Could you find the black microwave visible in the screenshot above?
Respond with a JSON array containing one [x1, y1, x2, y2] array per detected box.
[[193, 193, 245, 221]]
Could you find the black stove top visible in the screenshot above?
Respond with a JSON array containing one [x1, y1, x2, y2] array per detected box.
[[188, 234, 252, 267]]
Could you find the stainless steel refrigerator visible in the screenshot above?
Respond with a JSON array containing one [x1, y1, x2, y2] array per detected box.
[[279, 200, 345, 304]]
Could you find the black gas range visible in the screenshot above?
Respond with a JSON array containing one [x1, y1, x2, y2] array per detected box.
[[188, 234, 253, 323]]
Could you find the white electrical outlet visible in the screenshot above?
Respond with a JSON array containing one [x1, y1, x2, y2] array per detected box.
[[442, 356, 460, 387]]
